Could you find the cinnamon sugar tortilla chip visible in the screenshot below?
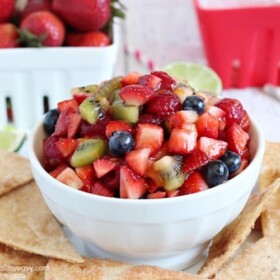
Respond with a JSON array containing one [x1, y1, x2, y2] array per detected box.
[[215, 235, 280, 280], [259, 141, 280, 236], [198, 178, 280, 278], [45, 258, 208, 280], [0, 150, 33, 197], [0, 243, 47, 280], [0, 181, 83, 263]]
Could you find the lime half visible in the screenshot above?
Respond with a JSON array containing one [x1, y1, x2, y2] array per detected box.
[[162, 62, 222, 95], [0, 127, 26, 152]]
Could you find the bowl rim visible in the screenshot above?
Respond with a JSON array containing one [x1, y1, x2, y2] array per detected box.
[[28, 115, 265, 205]]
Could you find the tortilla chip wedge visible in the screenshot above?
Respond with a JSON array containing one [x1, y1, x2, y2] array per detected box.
[[0, 243, 47, 280], [0, 150, 33, 197], [215, 235, 280, 280], [259, 141, 280, 236], [199, 178, 280, 278], [0, 181, 83, 263], [45, 258, 208, 280]]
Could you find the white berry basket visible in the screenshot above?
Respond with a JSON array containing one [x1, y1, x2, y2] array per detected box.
[[0, 21, 120, 130]]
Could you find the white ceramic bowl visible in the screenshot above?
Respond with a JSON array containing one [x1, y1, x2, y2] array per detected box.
[[28, 117, 265, 270]]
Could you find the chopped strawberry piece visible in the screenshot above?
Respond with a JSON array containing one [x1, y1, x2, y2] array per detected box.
[[76, 165, 95, 184], [138, 74, 162, 90], [146, 92, 181, 119], [93, 158, 116, 178], [105, 120, 133, 138], [182, 150, 209, 174], [56, 138, 78, 158], [226, 123, 249, 155], [56, 167, 83, 189], [167, 110, 198, 130], [138, 114, 162, 126], [135, 123, 164, 156], [151, 71, 176, 90], [152, 141, 169, 160], [72, 92, 93, 104], [100, 164, 120, 191], [54, 109, 69, 137], [146, 191, 166, 199], [120, 166, 147, 199], [67, 113, 82, 138], [89, 181, 114, 197], [125, 148, 150, 176], [57, 98, 79, 113], [230, 158, 249, 178], [239, 110, 250, 132], [121, 72, 141, 86], [168, 124, 197, 155], [119, 85, 156, 106], [146, 177, 161, 193], [241, 147, 250, 161], [49, 164, 68, 178], [179, 171, 208, 195], [197, 137, 228, 159], [196, 112, 219, 139], [206, 105, 226, 131], [166, 189, 180, 198], [215, 98, 244, 128]]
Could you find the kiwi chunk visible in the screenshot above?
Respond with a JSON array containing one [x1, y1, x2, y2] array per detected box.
[[98, 76, 123, 103], [153, 156, 185, 191], [70, 139, 107, 168], [79, 96, 102, 124], [71, 84, 99, 94], [112, 101, 139, 124]]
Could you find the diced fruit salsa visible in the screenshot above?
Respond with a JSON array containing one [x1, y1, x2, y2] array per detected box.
[[42, 71, 251, 199]]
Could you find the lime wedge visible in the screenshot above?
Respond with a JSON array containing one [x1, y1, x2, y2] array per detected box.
[[162, 62, 222, 95], [0, 127, 26, 152]]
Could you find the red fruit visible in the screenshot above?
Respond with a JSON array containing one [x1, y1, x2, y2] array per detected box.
[[120, 85, 156, 106], [182, 150, 209, 175], [166, 189, 180, 198], [89, 181, 114, 197], [121, 72, 141, 87], [147, 191, 166, 199], [76, 165, 95, 183], [226, 123, 249, 155], [52, 0, 111, 32], [146, 92, 181, 119], [168, 124, 197, 155], [125, 148, 150, 176], [196, 112, 219, 139], [67, 113, 82, 139], [58, 98, 79, 113], [0, 23, 19, 48], [179, 171, 208, 195], [20, 11, 65, 47], [56, 167, 83, 189], [167, 110, 198, 130], [120, 166, 147, 199], [80, 114, 111, 138], [72, 92, 93, 104], [206, 105, 226, 131], [146, 177, 160, 193], [138, 74, 162, 90], [56, 138, 78, 157], [21, 0, 52, 20], [135, 123, 164, 156], [105, 120, 133, 138], [239, 110, 250, 132], [151, 71, 176, 90], [146, 160, 164, 188], [152, 141, 169, 160], [93, 158, 116, 178], [197, 137, 228, 159], [138, 114, 162, 126], [66, 31, 110, 47], [0, 0, 14, 23], [215, 98, 244, 128], [100, 165, 120, 191], [49, 164, 68, 178]]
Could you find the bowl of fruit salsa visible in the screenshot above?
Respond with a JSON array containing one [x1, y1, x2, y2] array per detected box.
[[28, 71, 265, 270]]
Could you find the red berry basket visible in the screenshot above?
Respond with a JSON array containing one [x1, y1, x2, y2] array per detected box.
[[194, 0, 280, 88]]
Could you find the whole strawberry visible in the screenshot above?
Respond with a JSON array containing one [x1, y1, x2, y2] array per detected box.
[[0, 0, 14, 23], [52, 0, 111, 32], [21, 0, 52, 21], [0, 23, 19, 48], [66, 31, 110, 47], [20, 11, 65, 47]]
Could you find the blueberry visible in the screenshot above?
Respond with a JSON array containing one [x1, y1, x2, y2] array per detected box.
[[220, 151, 241, 174], [43, 109, 60, 135], [182, 95, 205, 115], [109, 131, 134, 156], [204, 160, 229, 187]]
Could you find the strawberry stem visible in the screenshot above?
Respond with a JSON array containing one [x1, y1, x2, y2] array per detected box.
[[17, 29, 47, 48]]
